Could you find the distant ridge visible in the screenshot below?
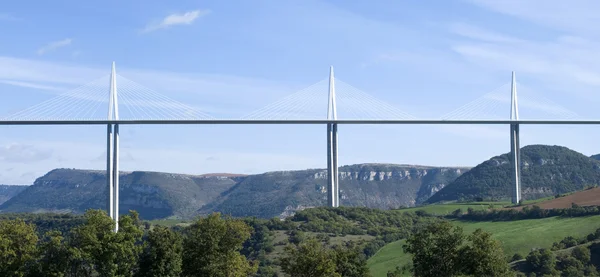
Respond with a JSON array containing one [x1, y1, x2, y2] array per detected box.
[[427, 145, 600, 204], [0, 163, 468, 219]]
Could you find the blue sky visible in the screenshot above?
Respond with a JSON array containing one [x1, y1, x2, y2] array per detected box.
[[2, 0, 600, 184]]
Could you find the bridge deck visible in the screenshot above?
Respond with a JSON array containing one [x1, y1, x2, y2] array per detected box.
[[1, 119, 600, 125]]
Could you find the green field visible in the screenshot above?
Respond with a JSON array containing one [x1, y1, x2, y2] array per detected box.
[[399, 198, 556, 216], [397, 202, 509, 215], [367, 215, 600, 277]]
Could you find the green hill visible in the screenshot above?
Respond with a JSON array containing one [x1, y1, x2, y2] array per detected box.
[[0, 164, 467, 220], [0, 169, 240, 220], [0, 185, 27, 205], [367, 215, 600, 276], [426, 145, 600, 204], [199, 164, 468, 218]]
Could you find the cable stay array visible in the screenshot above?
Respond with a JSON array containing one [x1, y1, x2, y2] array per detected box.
[[1, 75, 112, 121], [241, 78, 330, 120], [241, 78, 417, 120], [335, 79, 416, 120], [0, 74, 215, 121], [116, 75, 214, 120], [0, 66, 584, 122], [440, 82, 581, 121]]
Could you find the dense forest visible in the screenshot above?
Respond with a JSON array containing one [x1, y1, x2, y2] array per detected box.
[[2, 205, 600, 276]]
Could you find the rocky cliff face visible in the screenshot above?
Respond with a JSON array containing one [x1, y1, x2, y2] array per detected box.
[[200, 164, 469, 219], [0, 169, 239, 219], [0, 164, 468, 220]]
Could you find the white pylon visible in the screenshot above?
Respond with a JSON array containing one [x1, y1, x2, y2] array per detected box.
[[327, 66, 339, 208], [510, 71, 521, 204], [107, 62, 120, 232]]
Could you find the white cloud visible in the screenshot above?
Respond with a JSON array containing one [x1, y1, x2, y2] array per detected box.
[[448, 23, 600, 103], [0, 137, 323, 184], [0, 14, 19, 21], [142, 9, 210, 33], [465, 0, 600, 35], [0, 56, 294, 119], [37, 38, 73, 55], [0, 143, 53, 163], [0, 79, 66, 92]]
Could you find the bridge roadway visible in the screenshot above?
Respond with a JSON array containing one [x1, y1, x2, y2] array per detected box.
[[0, 119, 599, 125]]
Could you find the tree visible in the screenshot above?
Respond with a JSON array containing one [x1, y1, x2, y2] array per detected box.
[[403, 221, 464, 277], [525, 248, 559, 276], [571, 246, 591, 264], [459, 228, 511, 277], [137, 226, 183, 277], [70, 209, 143, 277], [331, 244, 371, 277], [280, 239, 340, 277], [0, 219, 38, 277], [182, 213, 257, 277], [511, 253, 524, 262], [114, 211, 144, 277], [30, 231, 71, 277]]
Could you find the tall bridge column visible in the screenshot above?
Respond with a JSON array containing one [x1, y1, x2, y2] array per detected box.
[[510, 71, 521, 204], [327, 123, 339, 207], [106, 62, 120, 232], [510, 123, 521, 204], [106, 124, 114, 220], [326, 66, 339, 207]]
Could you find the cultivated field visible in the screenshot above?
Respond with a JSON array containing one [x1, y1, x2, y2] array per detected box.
[[367, 215, 600, 277], [513, 187, 600, 210]]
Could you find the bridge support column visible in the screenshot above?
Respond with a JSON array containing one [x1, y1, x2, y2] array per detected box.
[[510, 71, 521, 205], [113, 124, 120, 232], [510, 123, 521, 204], [326, 66, 339, 208], [106, 124, 114, 220], [106, 62, 120, 232], [327, 123, 339, 207]]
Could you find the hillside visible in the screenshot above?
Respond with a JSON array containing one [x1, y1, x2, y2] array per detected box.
[[513, 187, 600, 210], [367, 215, 600, 276], [426, 145, 600, 204], [0, 185, 27, 205], [0, 169, 239, 219], [0, 164, 467, 220], [199, 163, 468, 218]]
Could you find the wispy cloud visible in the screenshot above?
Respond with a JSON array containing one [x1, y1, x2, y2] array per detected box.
[[142, 9, 210, 33], [465, 0, 600, 35], [37, 38, 72, 55], [0, 80, 66, 92], [0, 14, 20, 21], [0, 56, 292, 118]]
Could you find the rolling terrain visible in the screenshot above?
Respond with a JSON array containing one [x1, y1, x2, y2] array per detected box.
[[426, 145, 600, 204], [513, 187, 600, 210], [0, 164, 468, 219], [367, 210, 600, 276], [198, 163, 468, 218], [0, 185, 27, 205], [0, 169, 240, 219]]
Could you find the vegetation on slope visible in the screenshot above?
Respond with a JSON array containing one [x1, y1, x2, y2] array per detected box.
[[368, 213, 600, 276], [200, 164, 467, 219], [3, 206, 435, 277], [0, 169, 239, 219], [427, 145, 600, 204], [1, 164, 466, 220], [0, 185, 27, 205]]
